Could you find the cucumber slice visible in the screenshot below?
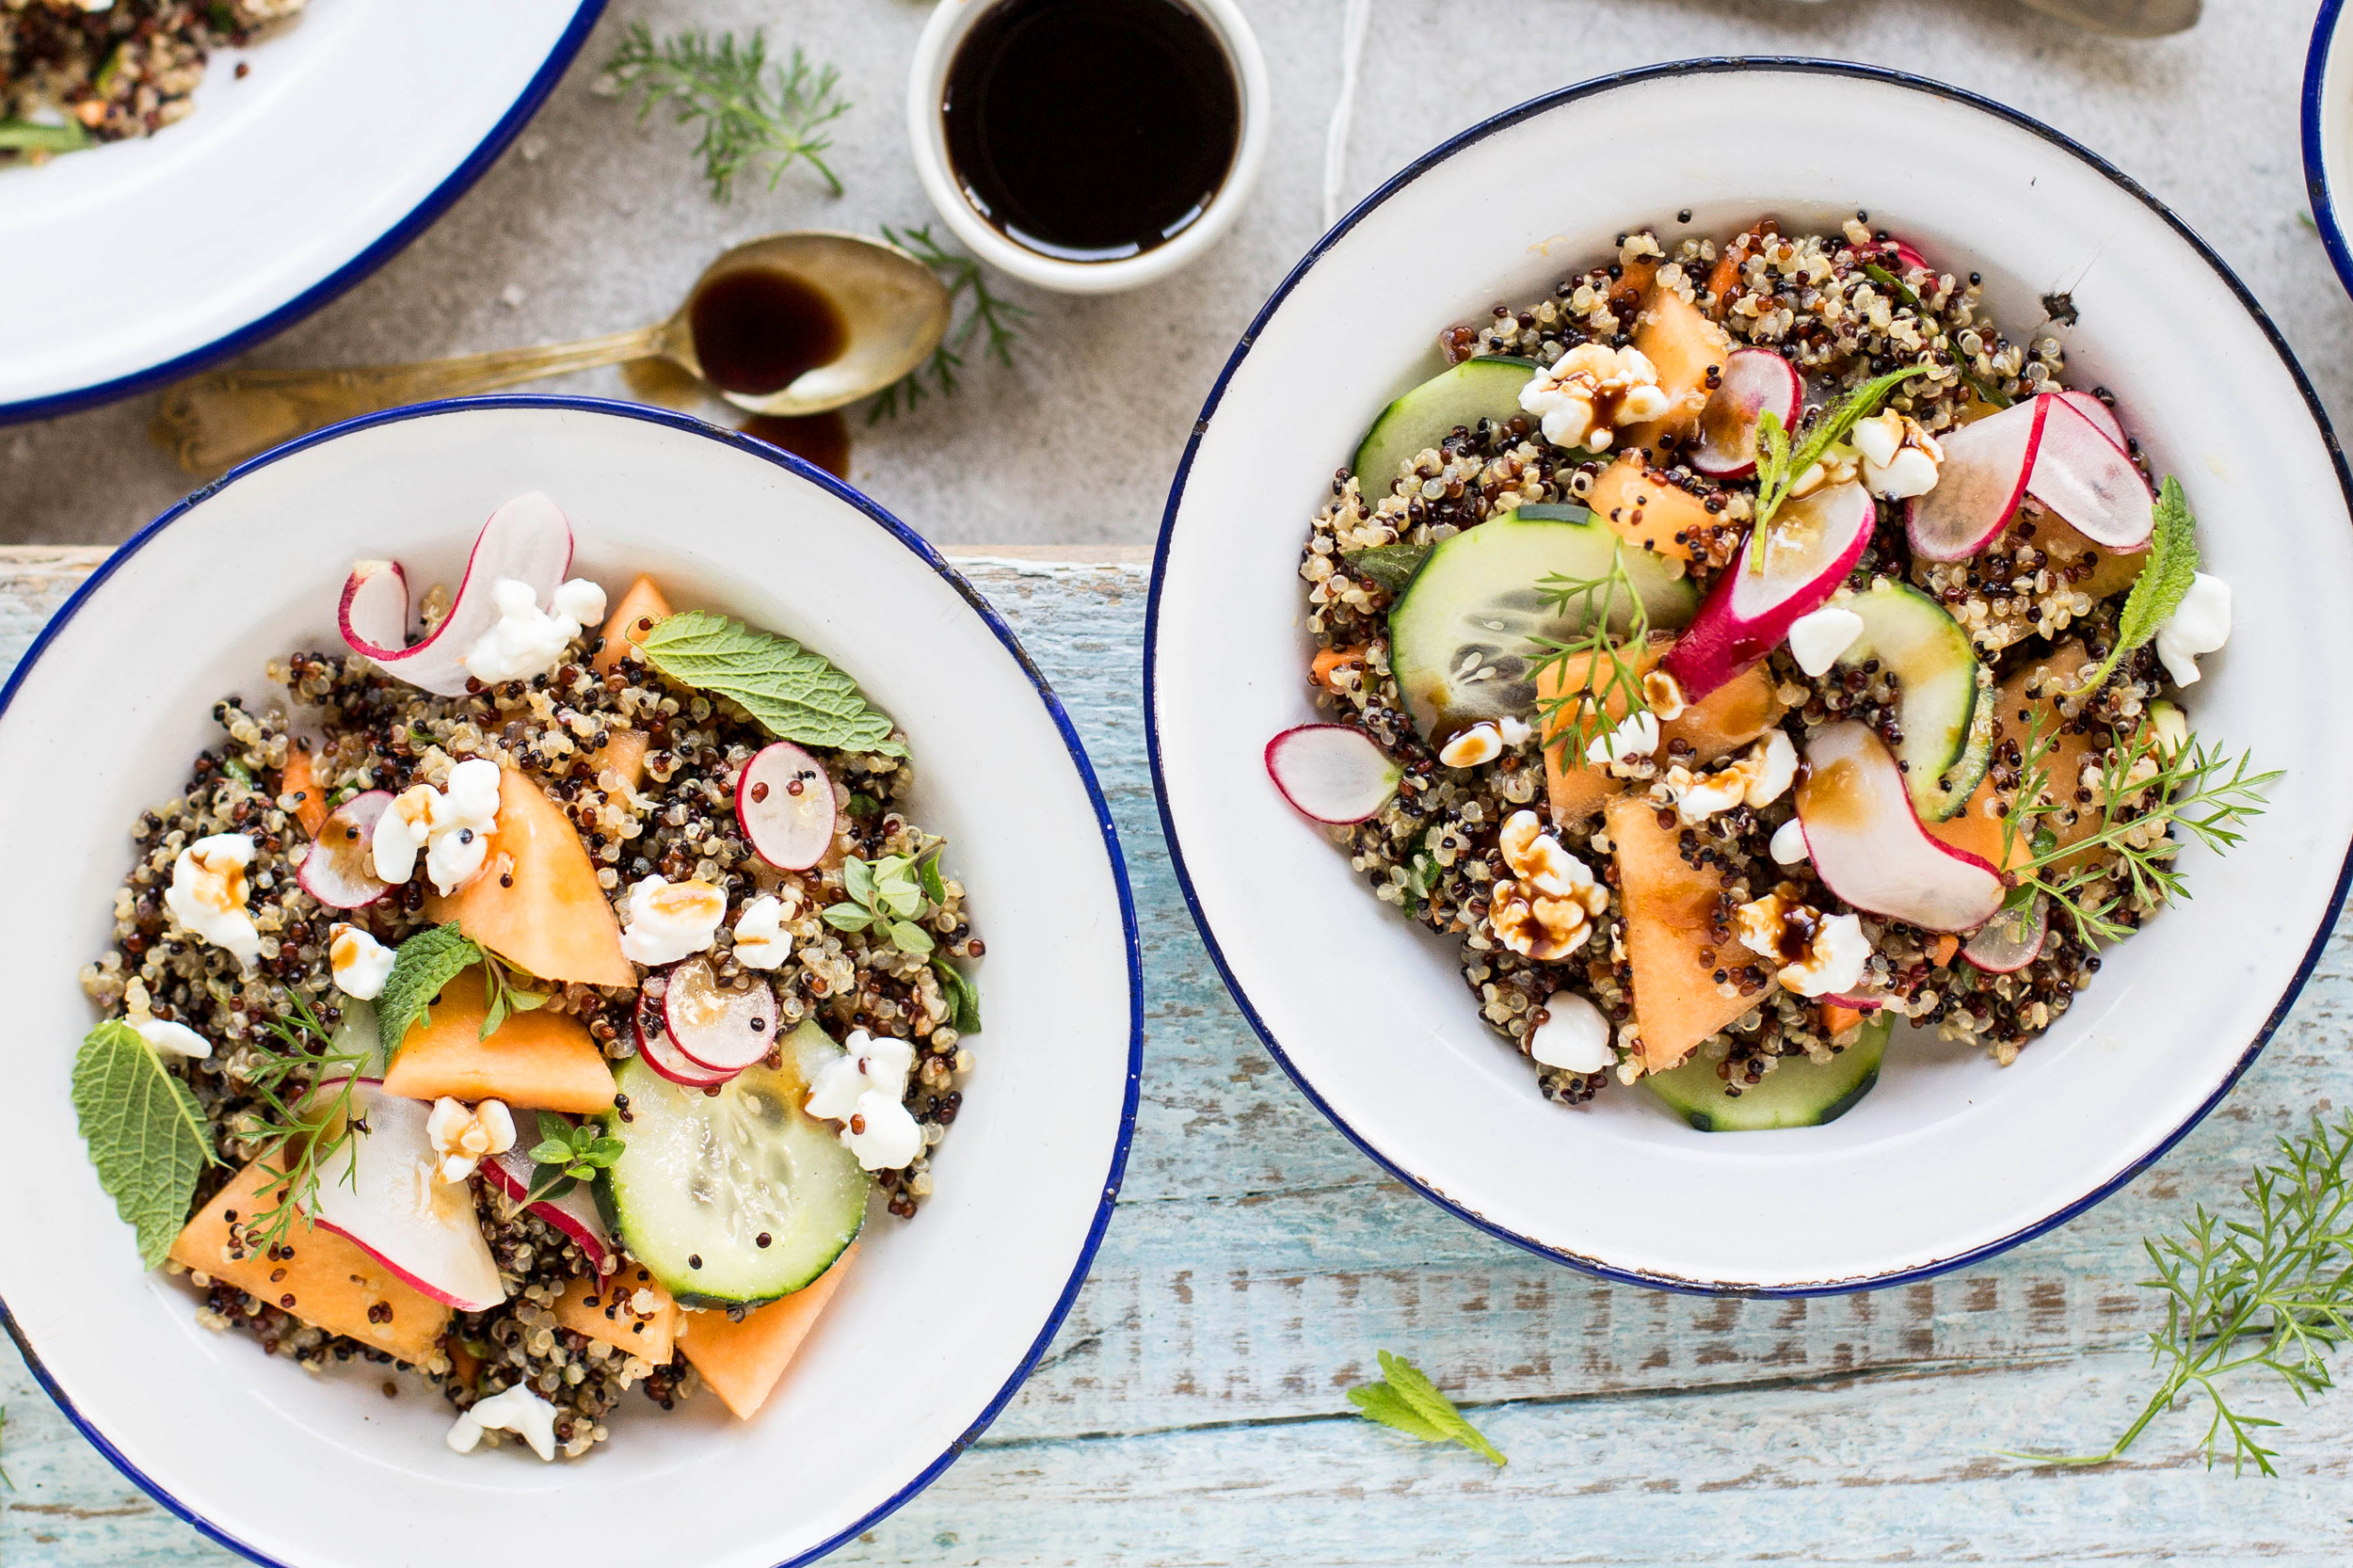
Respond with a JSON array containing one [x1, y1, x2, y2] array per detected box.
[[1833, 578, 1987, 822], [599, 1022, 867, 1308], [1352, 358, 1537, 491], [1387, 510, 1699, 744], [1643, 1015, 1890, 1131]]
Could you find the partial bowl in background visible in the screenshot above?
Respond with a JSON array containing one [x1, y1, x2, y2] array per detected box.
[[1150, 60, 2353, 1295], [2304, 0, 2353, 300], [0, 398, 1140, 1568]]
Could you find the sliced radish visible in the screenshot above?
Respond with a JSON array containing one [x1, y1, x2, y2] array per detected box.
[[337, 492, 574, 697], [1823, 990, 1886, 1012], [2025, 396, 2153, 551], [1885, 239, 1931, 275], [661, 955, 779, 1073], [296, 790, 392, 909], [1688, 347, 1802, 479], [737, 742, 838, 871], [1796, 722, 2007, 934], [483, 1142, 614, 1271], [303, 1080, 505, 1313], [2054, 389, 2125, 449], [1962, 894, 2049, 974], [1905, 396, 2046, 561], [1659, 479, 1875, 702], [1265, 724, 1401, 824], [634, 988, 736, 1089]]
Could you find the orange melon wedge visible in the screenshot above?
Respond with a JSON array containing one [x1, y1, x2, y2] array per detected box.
[[594, 575, 673, 675], [679, 1244, 857, 1420], [169, 1160, 450, 1365], [380, 968, 616, 1113], [1606, 793, 1777, 1074], [1538, 639, 1785, 825], [554, 1268, 677, 1363], [1620, 283, 1732, 453], [424, 768, 634, 988], [1582, 457, 1719, 562]]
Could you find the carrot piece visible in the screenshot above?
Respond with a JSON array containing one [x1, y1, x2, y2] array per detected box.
[[1311, 646, 1367, 692], [1819, 1003, 1866, 1038], [280, 747, 328, 838], [1929, 934, 1960, 968]]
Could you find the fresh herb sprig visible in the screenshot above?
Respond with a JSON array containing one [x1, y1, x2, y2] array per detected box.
[[479, 952, 551, 1039], [0, 119, 94, 156], [1998, 710, 2277, 947], [519, 1112, 625, 1208], [242, 995, 374, 1256], [1861, 261, 2011, 408], [1528, 540, 1653, 763], [1750, 366, 1920, 535], [824, 855, 935, 955], [1347, 1351, 1508, 1466], [2012, 1113, 2353, 1476], [2063, 476, 2201, 696], [868, 224, 1030, 421], [601, 24, 849, 200], [71, 1018, 221, 1268], [640, 611, 904, 757]]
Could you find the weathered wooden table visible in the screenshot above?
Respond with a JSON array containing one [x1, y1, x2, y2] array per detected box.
[[5, 548, 2349, 1566]]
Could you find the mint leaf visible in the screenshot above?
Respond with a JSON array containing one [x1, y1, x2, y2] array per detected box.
[[932, 955, 982, 1034], [2067, 475, 2200, 696], [640, 610, 904, 757], [72, 1020, 217, 1268], [376, 923, 482, 1061], [1347, 1351, 1508, 1465], [1340, 542, 1429, 594]]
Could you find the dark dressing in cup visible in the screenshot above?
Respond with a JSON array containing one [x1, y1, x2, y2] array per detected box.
[[942, 0, 1241, 264]]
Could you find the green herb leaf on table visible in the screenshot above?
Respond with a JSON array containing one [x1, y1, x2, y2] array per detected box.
[[2064, 476, 2201, 696], [72, 1019, 219, 1269], [376, 923, 484, 1062], [868, 224, 1031, 422], [931, 956, 983, 1034], [639, 611, 904, 758], [601, 24, 848, 200], [1347, 1351, 1507, 1465], [1340, 541, 1431, 595], [2010, 1112, 2353, 1476]]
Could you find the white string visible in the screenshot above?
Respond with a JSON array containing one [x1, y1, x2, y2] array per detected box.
[[1322, 0, 1373, 232]]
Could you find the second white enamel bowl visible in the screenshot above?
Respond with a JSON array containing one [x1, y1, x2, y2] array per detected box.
[[1149, 61, 2353, 1294]]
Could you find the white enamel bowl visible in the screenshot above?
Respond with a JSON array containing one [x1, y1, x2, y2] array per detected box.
[[0, 0, 600, 421], [2303, 0, 2353, 300], [1148, 61, 2353, 1294], [0, 399, 1140, 1567]]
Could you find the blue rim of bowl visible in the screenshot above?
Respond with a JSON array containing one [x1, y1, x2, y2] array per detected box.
[[2302, 0, 2353, 300], [1145, 56, 2353, 1298], [0, 1, 609, 425], [0, 394, 1145, 1568]]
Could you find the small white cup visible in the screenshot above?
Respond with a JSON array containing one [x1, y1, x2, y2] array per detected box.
[[904, 0, 1269, 295]]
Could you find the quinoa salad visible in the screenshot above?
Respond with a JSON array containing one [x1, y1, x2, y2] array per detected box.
[[74, 492, 984, 1459], [1, 0, 305, 163], [1269, 216, 2270, 1133]]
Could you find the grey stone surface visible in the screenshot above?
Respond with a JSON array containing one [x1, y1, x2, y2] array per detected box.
[[0, 0, 2339, 549]]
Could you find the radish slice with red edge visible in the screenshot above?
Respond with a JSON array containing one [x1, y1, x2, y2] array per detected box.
[[1962, 894, 2048, 974], [1796, 722, 2007, 933], [1904, 396, 2046, 561], [1266, 724, 1401, 824], [2025, 396, 2153, 551], [337, 491, 574, 696], [737, 742, 837, 870], [1885, 239, 1931, 276], [303, 1079, 505, 1312], [662, 955, 780, 1072], [1658, 479, 1875, 702], [483, 1142, 614, 1270], [1687, 347, 1802, 479], [296, 790, 391, 909], [634, 988, 735, 1089], [2053, 389, 2125, 449], [1822, 990, 1885, 1013]]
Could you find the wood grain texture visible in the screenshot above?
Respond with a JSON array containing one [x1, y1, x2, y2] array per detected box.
[[4, 553, 2349, 1565]]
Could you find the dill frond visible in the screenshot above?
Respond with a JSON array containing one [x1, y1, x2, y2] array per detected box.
[[603, 24, 849, 200]]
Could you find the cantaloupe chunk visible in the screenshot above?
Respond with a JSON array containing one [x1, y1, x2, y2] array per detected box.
[[1606, 794, 1777, 1074], [554, 1267, 677, 1362], [679, 1244, 857, 1420], [169, 1160, 450, 1365], [280, 747, 328, 838], [1538, 641, 1785, 824], [589, 730, 649, 791], [1582, 456, 1721, 562], [1620, 285, 1732, 453], [424, 768, 635, 988], [1930, 640, 2107, 875], [380, 968, 616, 1113], [594, 575, 673, 675]]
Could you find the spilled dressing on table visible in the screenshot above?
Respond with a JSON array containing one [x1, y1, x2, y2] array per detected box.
[[740, 412, 850, 479]]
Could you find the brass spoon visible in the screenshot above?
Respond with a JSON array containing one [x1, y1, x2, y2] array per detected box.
[[151, 232, 953, 479]]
